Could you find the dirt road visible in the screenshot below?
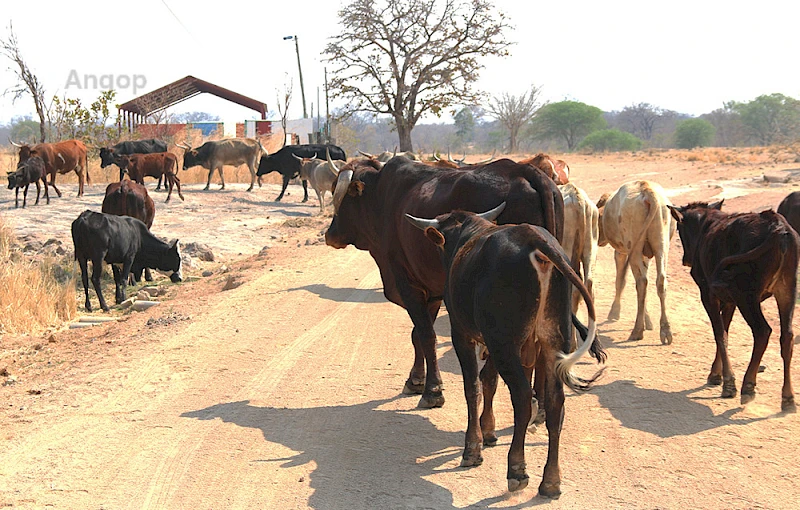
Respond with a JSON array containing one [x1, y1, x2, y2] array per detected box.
[[2, 152, 800, 508]]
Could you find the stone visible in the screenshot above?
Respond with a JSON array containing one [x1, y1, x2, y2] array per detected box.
[[202, 270, 214, 277], [183, 242, 215, 261], [120, 297, 136, 309], [132, 300, 160, 312], [137, 290, 151, 301], [222, 276, 243, 291]]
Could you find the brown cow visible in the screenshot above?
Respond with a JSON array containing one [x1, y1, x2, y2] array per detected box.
[[597, 180, 676, 344], [520, 153, 570, 185], [11, 139, 90, 197], [113, 152, 184, 203], [668, 201, 798, 411], [777, 191, 800, 235], [102, 179, 156, 282]]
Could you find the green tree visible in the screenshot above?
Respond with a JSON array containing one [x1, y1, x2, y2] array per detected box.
[[324, 0, 512, 151], [9, 116, 40, 143], [578, 129, 643, 152], [532, 101, 606, 150], [49, 90, 118, 145], [454, 107, 475, 146], [674, 118, 716, 149], [728, 93, 800, 145]]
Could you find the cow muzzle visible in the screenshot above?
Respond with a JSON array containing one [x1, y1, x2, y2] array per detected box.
[[170, 271, 183, 283]]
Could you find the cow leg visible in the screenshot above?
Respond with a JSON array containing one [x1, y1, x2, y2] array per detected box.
[[532, 356, 547, 425], [316, 189, 324, 214], [91, 256, 109, 312], [48, 173, 62, 198], [155, 175, 163, 191], [452, 330, 483, 467], [117, 259, 134, 304], [641, 257, 654, 330], [774, 278, 797, 411], [42, 175, 50, 204], [479, 355, 499, 446], [112, 265, 124, 304], [204, 169, 213, 191], [145, 268, 153, 282], [490, 341, 532, 493], [14, 188, 19, 208], [34, 181, 41, 205], [78, 257, 92, 312], [218, 167, 225, 190], [22, 184, 29, 208], [275, 174, 291, 201], [608, 250, 627, 321], [628, 253, 648, 341], [701, 289, 736, 397], [301, 180, 309, 202], [402, 296, 444, 408], [709, 303, 736, 385], [654, 250, 672, 344], [737, 294, 772, 405], [537, 350, 565, 498], [246, 161, 256, 192]]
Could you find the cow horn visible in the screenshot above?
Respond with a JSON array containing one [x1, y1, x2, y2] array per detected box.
[[393, 146, 398, 157], [326, 147, 341, 175], [476, 150, 496, 165], [358, 150, 374, 159], [433, 152, 441, 161], [405, 213, 440, 231], [333, 169, 354, 212], [176, 142, 191, 150], [447, 149, 456, 163], [457, 151, 467, 164], [292, 153, 304, 162], [8, 137, 23, 147], [477, 202, 506, 222]]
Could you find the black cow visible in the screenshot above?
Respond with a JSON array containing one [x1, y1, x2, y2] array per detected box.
[[777, 191, 800, 235], [7, 155, 49, 208], [99, 139, 168, 185], [256, 144, 346, 202], [71, 210, 183, 312], [406, 204, 602, 497]]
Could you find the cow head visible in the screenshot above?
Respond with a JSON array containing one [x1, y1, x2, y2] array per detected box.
[[9, 138, 32, 163], [113, 154, 131, 171], [324, 159, 382, 250], [595, 193, 610, 246], [668, 200, 724, 267], [176, 142, 200, 170], [99, 147, 116, 168], [6, 171, 16, 190], [157, 239, 183, 282]]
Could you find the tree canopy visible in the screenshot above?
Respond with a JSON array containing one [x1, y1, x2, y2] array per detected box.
[[532, 101, 606, 151], [486, 84, 543, 153], [728, 93, 800, 145], [324, 0, 511, 151], [674, 118, 716, 149]]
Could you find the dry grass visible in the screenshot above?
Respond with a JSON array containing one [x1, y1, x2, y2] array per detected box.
[[0, 215, 77, 335]]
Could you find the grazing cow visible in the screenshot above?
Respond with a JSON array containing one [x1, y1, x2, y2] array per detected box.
[[325, 156, 605, 409], [177, 138, 265, 192], [669, 201, 798, 411], [102, 179, 156, 282], [520, 153, 570, 185], [777, 191, 800, 235], [7, 155, 49, 208], [559, 183, 599, 317], [113, 153, 184, 203], [99, 139, 168, 185], [597, 180, 676, 344], [293, 151, 343, 213], [406, 205, 602, 497], [11, 139, 90, 197], [71, 210, 183, 312], [257, 144, 347, 202]]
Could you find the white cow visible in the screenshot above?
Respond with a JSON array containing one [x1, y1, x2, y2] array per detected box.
[[559, 183, 598, 316], [597, 180, 676, 344]]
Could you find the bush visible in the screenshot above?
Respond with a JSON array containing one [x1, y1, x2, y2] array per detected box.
[[578, 129, 643, 152], [674, 119, 716, 149]]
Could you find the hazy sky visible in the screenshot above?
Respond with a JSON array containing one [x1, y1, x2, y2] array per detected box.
[[1, 0, 797, 125]]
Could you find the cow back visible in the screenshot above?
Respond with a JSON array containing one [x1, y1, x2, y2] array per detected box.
[[777, 191, 800, 235], [102, 180, 155, 229]]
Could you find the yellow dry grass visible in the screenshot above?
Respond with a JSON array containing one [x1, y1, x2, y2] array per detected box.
[[0, 215, 77, 335]]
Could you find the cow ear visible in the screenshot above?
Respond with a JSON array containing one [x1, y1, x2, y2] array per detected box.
[[667, 205, 683, 223], [709, 199, 724, 210], [347, 181, 365, 197], [424, 227, 445, 247], [170, 239, 180, 250], [596, 193, 609, 209]]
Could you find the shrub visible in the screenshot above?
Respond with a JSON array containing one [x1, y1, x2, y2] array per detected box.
[[578, 129, 643, 152], [674, 119, 716, 149]]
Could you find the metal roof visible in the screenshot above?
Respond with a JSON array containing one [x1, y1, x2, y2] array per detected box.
[[118, 75, 267, 119]]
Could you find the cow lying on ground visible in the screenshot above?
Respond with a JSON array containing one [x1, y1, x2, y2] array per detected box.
[[777, 191, 800, 234], [257, 144, 347, 202], [520, 153, 570, 185], [178, 138, 265, 192], [99, 139, 168, 185], [72, 210, 183, 312], [102, 180, 156, 282], [7, 155, 49, 208], [325, 155, 604, 409], [597, 180, 676, 344], [669, 201, 798, 411], [113, 153, 184, 202], [406, 204, 602, 497], [560, 183, 598, 317], [11, 139, 90, 197]]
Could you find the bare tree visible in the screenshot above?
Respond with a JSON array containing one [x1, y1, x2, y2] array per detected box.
[[1, 23, 48, 143], [276, 76, 293, 147], [617, 103, 664, 141], [325, 0, 512, 152], [486, 85, 543, 153]]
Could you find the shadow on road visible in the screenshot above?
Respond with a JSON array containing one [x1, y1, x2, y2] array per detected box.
[[286, 283, 386, 303]]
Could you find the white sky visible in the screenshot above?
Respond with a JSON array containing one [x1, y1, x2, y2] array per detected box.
[[1, 0, 798, 125]]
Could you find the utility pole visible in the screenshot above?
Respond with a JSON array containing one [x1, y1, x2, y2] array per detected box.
[[324, 67, 330, 142], [283, 35, 307, 118]]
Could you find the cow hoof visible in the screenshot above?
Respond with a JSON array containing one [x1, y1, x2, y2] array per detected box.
[[707, 374, 723, 386], [246, 187, 253, 192], [537, 480, 561, 498], [483, 433, 497, 446], [740, 382, 756, 405], [417, 393, 444, 409], [402, 379, 425, 395], [508, 475, 529, 493], [721, 380, 737, 398], [460, 453, 483, 467], [781, 396, 796, 413], [302, 198, 308, 203], [203, 186, 210, 191], [533, 407, 546, 425], [661, 329, 673, 345], [645, 316, 654, 330], [626, 330, 644, 342]]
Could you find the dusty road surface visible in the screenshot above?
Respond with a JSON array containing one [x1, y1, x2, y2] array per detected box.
[[2, 149, 800, 509]]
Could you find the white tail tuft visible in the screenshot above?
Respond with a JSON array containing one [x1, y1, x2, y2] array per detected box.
[[555, 317, 604, 392]]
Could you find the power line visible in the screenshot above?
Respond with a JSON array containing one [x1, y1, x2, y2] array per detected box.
[[160, 0, 195, 40]]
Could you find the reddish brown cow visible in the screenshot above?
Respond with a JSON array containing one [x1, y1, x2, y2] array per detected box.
[[11, 139, 90, 197], [669, 201, 798, 411], [102, 180, 156, 282], [520, 153, 570, 185], [114, 152, 184, 203]]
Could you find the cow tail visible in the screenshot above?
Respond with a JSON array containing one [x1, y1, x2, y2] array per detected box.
[[532, 239, 605, 393], [712, 233, 780, 284], [620, 187, 660, 277], [84, 151, 91, 184]]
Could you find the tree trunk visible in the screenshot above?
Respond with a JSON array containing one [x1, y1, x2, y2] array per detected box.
[[509, 126, 519, 153], [37, 105, 46, 143], [396, 117, 414, 152]]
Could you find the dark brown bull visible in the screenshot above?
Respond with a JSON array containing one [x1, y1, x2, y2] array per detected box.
[[11, 139, 90, 197], [325, 155, 603, 410], [7, 155, 49, 208], [777, 191, 800, 235], [102, 179, 157, 282], [113, 153, 184, 203], [669, 201, 798, 412], [519, 153, 570, 185], [406, 205, 602, 497]]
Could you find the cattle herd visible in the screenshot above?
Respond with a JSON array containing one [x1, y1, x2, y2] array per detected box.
[[4, 138, 800, 499]]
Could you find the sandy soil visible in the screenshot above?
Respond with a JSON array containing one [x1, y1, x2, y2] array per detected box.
[[1, 149, 800, 509]]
